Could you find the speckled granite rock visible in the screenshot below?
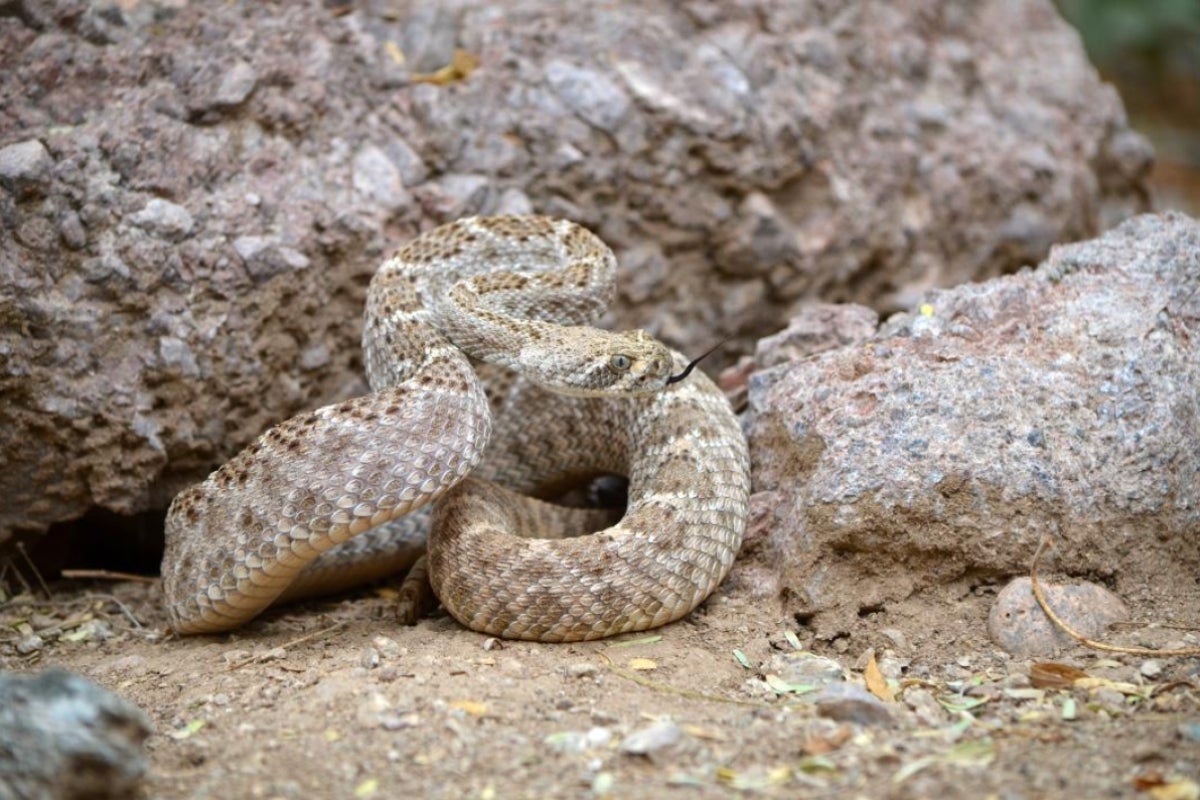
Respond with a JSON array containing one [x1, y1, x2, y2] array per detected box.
[[0, 0, 1149, 542], [744, 212, 1199, 638], [0, 669, 151, 800]]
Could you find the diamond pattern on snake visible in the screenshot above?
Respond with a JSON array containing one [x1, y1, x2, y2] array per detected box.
[[161, 215, 750, 642]]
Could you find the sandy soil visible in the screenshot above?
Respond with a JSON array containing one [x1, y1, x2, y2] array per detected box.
[[3, 572, 1197, 799]]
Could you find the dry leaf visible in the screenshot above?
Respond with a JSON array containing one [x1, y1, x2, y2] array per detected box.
[[1147, 777, 1200, 800], [801, 724, 852, 755], [384, 40, 405, 65], [1075, 676, 1151, 697], [1030, 662, 1088, 689], [448, 699, 487, 716], [410, 49, 478, 86], [168, 719, 205, 740], [864, 654, 894, 701]]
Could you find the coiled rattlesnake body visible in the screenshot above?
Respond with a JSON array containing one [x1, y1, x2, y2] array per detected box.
[[161, 216, 750, 641]]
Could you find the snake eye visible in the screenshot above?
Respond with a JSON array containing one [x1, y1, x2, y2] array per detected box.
[[610, 354, 632, 371]]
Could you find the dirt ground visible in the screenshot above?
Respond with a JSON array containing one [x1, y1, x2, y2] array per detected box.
[[2, 568, 1197, 799]]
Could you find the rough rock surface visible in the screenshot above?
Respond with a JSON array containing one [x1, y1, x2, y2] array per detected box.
[[0, 0, 1150, 543], [744, 212, 1200, 638], [0, 669, 151, 800]]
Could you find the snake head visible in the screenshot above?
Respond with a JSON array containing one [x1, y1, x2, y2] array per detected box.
[[519, 328, 674, 397]]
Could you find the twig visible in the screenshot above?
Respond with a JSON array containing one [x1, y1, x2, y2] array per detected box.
[[227, 620, 348, 671], [1030, 534, 1200, 657], [61, 569, 158, 584], [88, 593, 146, 630], [16, 543, 51, 597], [596, 650, 767, 708]]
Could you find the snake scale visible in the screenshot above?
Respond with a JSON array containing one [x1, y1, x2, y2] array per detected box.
[[160, 215, 750, 642]]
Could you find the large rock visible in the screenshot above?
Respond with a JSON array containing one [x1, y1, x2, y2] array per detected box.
[[0, 669, 151, 800], [745, 212, 1200, 638], [0, 0, 1150, 542]]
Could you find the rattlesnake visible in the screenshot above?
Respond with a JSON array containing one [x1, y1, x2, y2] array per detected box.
[[160, 216, 750, 642]]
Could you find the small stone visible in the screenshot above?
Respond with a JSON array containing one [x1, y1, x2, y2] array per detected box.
[[1179, 721, 1200, 743], [546, 731, 589, 754], [764, 652, 846, 688], [586, 727, 613, 748], [902, 687, 947, 726], [591, 709, 619, 726], [1139, 659, 1163, 680], [59, 211, 87, 250], [379, 712, 418, 731], [352, 144, 410, 212], [481, 637, 503, 651], [0, 139, 53, 191], [131, 198, 194, 240], [16, 634, 45, 655], [1092, 687, 1127, 714], [360, 647, 380, 669], [565, 662, 599, 678], [370, 635, 405, 659], [988, 577, 1130, 657], [619, 720, 682, 755], [232, 236, 310, 280], [213, 61, 258, 107], [494, 188, 533, 216], [813, 683, 894, 727]]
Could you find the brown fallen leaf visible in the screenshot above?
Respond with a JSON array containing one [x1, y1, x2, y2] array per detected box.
[[801, 724, 853, 755], [1030, 661, 1088, 689], [864, 653, 894, 702], [448, 699, 487, 716]]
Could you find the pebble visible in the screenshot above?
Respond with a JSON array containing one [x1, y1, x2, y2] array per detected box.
[[619, 720, 682, 755], [367, 636, 402, 659], [1139, 659, 1163, 680], [232, 236, 311, 280], [591, 709, 620, 726], [813, 683, 894, 727], [130, 198, 194, 239], [764, 652, 846, 688], [59, 211, 87, 250], [352, 144, 409, 211], [1091, 687, 1127, 715], [987, 577, 1129, 657], [213, 60, 258, 107], [360, 647, 380, 670], [564, 662, 599, 678], [0, 139, 53, 189], [16, 634, 45, 655], [902, 687, 947, 726]]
